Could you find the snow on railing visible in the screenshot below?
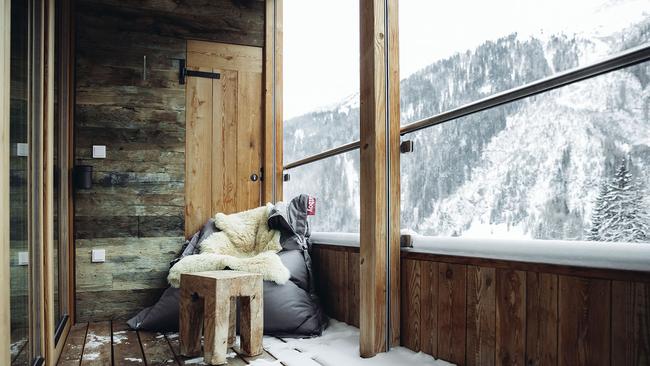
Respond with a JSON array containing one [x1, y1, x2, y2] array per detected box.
[[311, 232, 360, 248], [310, 231, 650, 272]]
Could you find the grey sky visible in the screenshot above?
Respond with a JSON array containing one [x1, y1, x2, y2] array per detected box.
[[283, 0, 649, 119]]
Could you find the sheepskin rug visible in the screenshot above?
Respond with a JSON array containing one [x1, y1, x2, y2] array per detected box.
[[167, 204, 290, 287]]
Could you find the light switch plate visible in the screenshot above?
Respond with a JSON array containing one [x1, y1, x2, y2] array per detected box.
[[91, 249, 106, 263], [16, 143, 29, 157], [92, 145, 106, 158], [18, 252, 29, 266]]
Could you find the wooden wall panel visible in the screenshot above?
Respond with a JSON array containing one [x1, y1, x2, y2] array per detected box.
[[558, 276, 611, 366], [76, 0, 264, 47], [311, 245, 360, 328], [496, 269, 526, 366], [400, 259, 420, 351], [74, 0, 264, 321], [466, 266, 495, 366], [419, 260, 438, 357], [348, 251, 361, 327], [437, 263, 467, 365], [611, 281, 650, 366], [526, 272, 558, 366], [185, 66, 212, 237]]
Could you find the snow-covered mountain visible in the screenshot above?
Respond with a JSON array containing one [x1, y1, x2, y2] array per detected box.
[[283, 16, 650, 242]]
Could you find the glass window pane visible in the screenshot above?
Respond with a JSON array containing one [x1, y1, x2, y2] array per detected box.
[[283, 0, 360, 163], [283, 150, 360, 233], [401, 62, 650, 244], [399, 0, 650, 124]]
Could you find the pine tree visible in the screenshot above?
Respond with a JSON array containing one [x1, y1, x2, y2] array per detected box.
[[588, 159, 650, 243], [587, 183, 609, 241]]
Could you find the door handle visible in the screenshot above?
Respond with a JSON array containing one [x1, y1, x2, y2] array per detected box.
[[250, 173, 259, 182]]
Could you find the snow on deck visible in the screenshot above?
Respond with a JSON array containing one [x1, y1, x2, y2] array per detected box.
[[258, 320, 454, 366]]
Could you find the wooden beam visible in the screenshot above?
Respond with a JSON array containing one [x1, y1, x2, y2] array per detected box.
[[63, 0, 77, 326], [387, 0, 400, 347], [30, 0, 48, 359], [263, 0, 282, 203], [359, 0, 400, 357], [44, 0, 56, 360], [0, 0, 11, 364]]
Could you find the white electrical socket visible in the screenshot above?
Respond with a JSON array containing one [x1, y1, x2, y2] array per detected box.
[[91, 249, 106, 263], [18, 252, 29, 266], [92, 145, 106, 159], [16, 143, 29, 157]]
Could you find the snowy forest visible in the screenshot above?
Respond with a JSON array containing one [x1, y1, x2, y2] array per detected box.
[[283, 13, 650, 244]]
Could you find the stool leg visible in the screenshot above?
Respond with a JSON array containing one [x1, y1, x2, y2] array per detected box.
[[240, 284, 263, 356], [203, 295, 231, 365], [228, 297, 237, 347], [179, 287, 203, 357]]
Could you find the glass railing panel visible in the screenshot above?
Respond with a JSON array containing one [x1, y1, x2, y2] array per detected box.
[[283, 150, 360, 233], [401, 62, 650, 244], [399, 0, 650, 124], [283, 0, 360, 163]]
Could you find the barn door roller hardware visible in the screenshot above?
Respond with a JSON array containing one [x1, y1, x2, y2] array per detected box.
[[177, 59, 221, 85]]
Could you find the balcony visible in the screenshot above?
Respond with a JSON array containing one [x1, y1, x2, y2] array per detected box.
[[3, 0, 650, 365]]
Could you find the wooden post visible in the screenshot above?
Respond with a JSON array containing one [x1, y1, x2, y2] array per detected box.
[[263, 0, 283, 203], [0, 0, 11, 364], [359, 0, 400, 357]]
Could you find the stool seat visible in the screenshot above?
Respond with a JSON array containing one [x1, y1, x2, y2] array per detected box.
[[179, 270, 263, 365]]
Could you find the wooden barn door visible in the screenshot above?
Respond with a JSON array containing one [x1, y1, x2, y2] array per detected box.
[[185, 41, 264, 237]]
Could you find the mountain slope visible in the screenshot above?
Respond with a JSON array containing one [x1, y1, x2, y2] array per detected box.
[[283, 18, 650, 240]]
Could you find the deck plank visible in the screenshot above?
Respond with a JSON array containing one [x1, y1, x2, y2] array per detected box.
[[233, 346, 277, 363], [58, 321, 271, 366], [167, 331, 250, 366], [57, 322, 88, 365], [166, 332, 198, 366], [81, 321, 112, 366], [138, 330, 179, 365], [112, 321, 145, 365]]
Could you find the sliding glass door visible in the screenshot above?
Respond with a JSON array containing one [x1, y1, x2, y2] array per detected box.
[[8, 0, 72, 363]]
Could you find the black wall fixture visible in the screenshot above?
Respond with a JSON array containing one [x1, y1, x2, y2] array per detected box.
[[74, 165, 93, 190]]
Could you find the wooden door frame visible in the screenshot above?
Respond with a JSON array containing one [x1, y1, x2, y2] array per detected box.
[[263, 0, 282, 204]]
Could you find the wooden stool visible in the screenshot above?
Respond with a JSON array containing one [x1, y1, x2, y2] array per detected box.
[[179, 270, 263, 365]]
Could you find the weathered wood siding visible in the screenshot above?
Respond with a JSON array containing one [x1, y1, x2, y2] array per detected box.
[[311, 244, 650, 366], [74, 0, 264, 321]]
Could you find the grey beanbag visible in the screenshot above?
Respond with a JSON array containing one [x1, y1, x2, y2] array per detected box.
[[127, 194, 327, 337]]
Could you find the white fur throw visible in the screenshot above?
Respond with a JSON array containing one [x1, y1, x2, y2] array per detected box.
[[167, 204, 289, 287]]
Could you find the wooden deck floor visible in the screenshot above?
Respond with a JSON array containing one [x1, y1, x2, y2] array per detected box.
[[57, 321, 280, 366]]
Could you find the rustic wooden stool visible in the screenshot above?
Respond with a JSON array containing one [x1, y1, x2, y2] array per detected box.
[[179, 270, 263, 365]]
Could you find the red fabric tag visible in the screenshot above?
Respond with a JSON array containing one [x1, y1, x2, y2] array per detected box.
[[307, 196, 316, 216]]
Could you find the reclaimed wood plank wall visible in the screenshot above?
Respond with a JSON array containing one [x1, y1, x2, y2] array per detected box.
[[74, 0, 264, 321], [311, 244, 650, 366]]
